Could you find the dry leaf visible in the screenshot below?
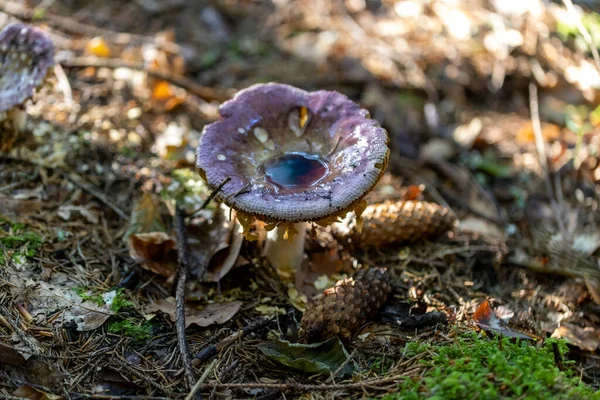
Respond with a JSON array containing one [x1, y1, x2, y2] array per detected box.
[[473, 300, 534, 339], [13, 385, 62, 400], [204, 220, 244, 282], [0, 343, 27, 366], [125, 192, 167, 239], [127, 232, 178, 278], [552, 323, 600, 352], [584, 273, 600, 305], [22, 281, 113, 331], [145, 297, 242, 328]]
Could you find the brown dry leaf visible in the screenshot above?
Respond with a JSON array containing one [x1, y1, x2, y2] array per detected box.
[[552, 323, 600, 352], [0, 194, 42, 218], [127, 232, 178, 278], [125, 192, 167, 238], [584, 273, 600, 305], [472, 300, 534, 339], [188, 206, 244, 282], [204, 219, 245, 282], [13, 385, 62, 400], [0, 343, 27, 366], [145, 297, 243, 328]]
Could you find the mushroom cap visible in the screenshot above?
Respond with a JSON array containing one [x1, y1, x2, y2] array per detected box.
[[0, 23, 55, 113], [196, 83, 389, 225]]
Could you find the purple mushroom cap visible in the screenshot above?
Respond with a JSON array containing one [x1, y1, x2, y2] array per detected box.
[[0, 23, 55, 113], [196, 83, 389, 225]]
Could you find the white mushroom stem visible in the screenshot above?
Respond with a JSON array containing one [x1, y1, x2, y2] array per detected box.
[[263, 222, 307, 278]]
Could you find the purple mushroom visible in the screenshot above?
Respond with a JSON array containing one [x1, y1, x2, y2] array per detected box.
[[0, 23, 55, 133], [197, 83, 389, 276]]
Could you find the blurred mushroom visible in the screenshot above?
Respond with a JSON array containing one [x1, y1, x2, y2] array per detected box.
[[0, 23, 55, 136], [196, 83, 389, 277]]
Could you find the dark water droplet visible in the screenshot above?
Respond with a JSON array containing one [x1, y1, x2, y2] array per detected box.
[[264, 153, 328, 189]]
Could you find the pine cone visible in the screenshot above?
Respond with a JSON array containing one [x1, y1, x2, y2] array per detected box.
[[333, 200, 457, 248], [299, 268, 390, 343]]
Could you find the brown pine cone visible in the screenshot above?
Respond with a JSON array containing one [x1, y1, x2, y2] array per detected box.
[[299, 268, 390, 343], [332, 200, 457, 248]]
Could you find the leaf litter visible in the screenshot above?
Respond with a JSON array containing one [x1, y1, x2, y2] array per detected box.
[[0, 0, 600, 398]]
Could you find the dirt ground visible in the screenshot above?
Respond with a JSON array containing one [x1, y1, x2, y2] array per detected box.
[[1, 0, 600, 399]]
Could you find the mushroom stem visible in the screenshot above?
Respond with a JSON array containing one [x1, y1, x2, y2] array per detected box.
[[263, 222, 307, 278]]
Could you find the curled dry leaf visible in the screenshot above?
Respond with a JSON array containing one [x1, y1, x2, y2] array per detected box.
[[13, 385, 63, 400], [202, 214, 245, 282], [126, 193, 178, 278], [145, 297, 243, 328], [472, 299, 534, 339], [128, 232, 178, 278]]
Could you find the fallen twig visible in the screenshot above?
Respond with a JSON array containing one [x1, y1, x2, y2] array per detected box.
[[196, 376, 402, 391], [66, 172, 129, 221], [174, 205, 198, 399], [60, 56, 233, 102], [186, 359, 217, 400], [190, 177, 231, 217], [173, 179, 232, 399], [0, 0, 181, 54], [192, 317, 273, 366]]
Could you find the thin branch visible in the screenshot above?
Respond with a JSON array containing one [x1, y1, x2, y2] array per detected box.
[[174, 205, 199, 399], [528, 83, 568, 239], [60, 56, 233, 102], [66, 172, 129, 221], [186, 359, 217, 400], [190, 177, 231, 217], [192, 317, 273, 365], [0, 0, 181, 53], [196, 376, 403, 391]]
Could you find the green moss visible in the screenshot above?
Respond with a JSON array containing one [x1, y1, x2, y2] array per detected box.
[[73, 286, 105, 306], [72, 287, 133, 312], [0, 217, 43, 264], [383, 333, 600, 400], [370, 357, 394, 375], [108, 318, 152, 342], [110, 289, 134, 312]]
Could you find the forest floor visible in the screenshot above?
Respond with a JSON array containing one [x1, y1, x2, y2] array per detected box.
[[1, 0, 600, 399]]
